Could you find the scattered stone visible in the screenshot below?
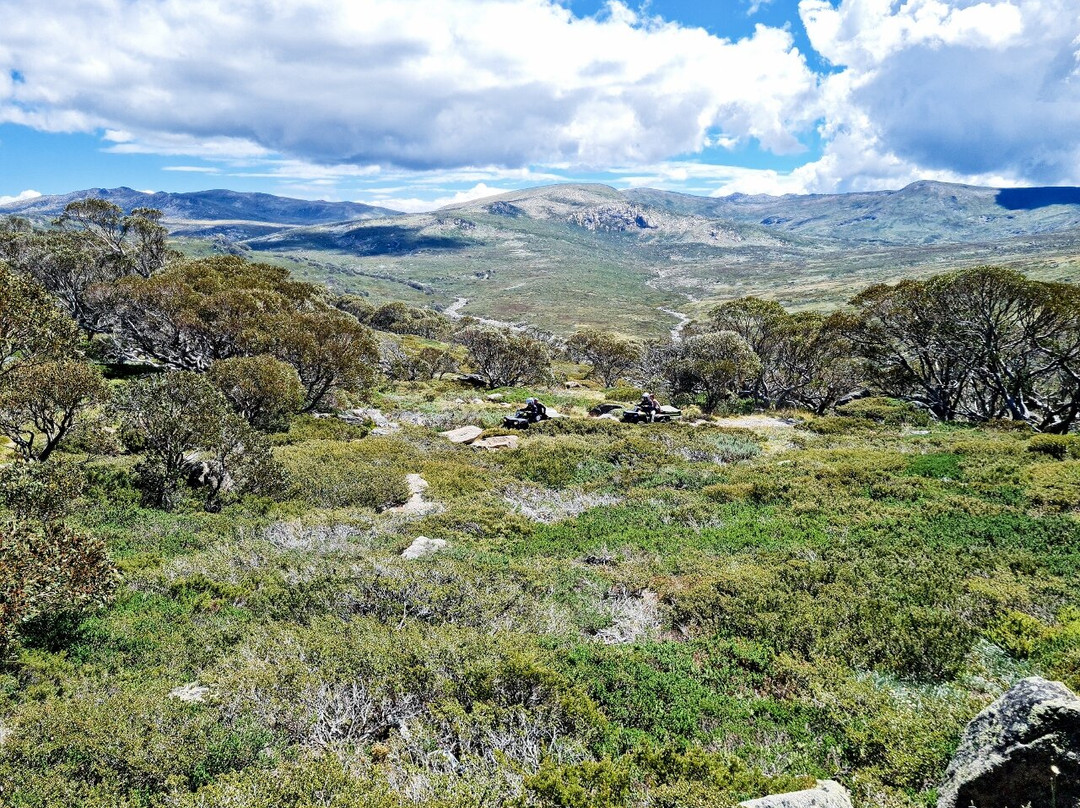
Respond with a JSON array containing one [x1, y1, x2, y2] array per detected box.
[[341, 407, 400, 435], [401, 535, 448, 560], [486, 393, 505, 401], [170, 682, 210, 703], [439, 425, 483, 444], [740, 780, 853, 808], [386, 474, 440, 515], [472, 435, 520, 450], [938, 676, 1080, 808], [469, 397, 483, 404], [565, 380, 583, 388]]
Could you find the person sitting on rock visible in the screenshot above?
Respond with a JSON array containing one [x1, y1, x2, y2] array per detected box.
[[639, 392, 659, 422], [522, 397, 547, 422]]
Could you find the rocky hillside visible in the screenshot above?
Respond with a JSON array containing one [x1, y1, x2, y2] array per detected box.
[[7, 181, 1080, 336]]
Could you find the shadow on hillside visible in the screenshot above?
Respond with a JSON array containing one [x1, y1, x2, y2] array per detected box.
[[996, 187, 1080, 210], [262, 225, 472, 256]]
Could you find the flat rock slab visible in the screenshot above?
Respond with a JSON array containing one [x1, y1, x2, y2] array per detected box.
[[741, 780, 852, 808], [439, 425, 483, 444], [473, 436, 520, 450], [938, 676, 1080, 808], [401, 536, 448, 560], [169, 682, 210, 703]]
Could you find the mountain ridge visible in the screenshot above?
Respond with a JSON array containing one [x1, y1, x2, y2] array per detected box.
[[5, 180, 1080, 336], [0, 186, 402, 229]]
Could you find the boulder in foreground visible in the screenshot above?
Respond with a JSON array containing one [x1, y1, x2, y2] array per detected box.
[[938, 676, 1080, 808]]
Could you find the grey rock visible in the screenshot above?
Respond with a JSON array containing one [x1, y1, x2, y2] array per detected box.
[[439, 425, 483, 444], [740, 780, 852, 808], [401, 536, 447, 560], [938, 676, 1080, 808]]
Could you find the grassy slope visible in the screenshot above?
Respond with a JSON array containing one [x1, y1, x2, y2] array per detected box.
[[219, 182, 1080, 335], [3, 381, 1079, 808]]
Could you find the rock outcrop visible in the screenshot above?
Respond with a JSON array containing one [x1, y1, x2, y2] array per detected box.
[[938, 676, 1080, 808], [740, 780, 852, 808]]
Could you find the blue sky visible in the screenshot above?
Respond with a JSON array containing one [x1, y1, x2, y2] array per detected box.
[[1, 0, 1078, 211]]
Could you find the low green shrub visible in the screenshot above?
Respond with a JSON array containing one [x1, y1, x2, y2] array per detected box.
[[276, 440, 411, 510], [1027, 434, 1080, 460], [904, 452, 962, 480], [270, 414, 370, 445], [836, 397, 931, 426], [604, 386, 641, 402], [1023, 461, 1080, 510], [499, 436, 610, 488]]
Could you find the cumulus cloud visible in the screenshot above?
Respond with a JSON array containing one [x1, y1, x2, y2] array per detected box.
[[798, 0, 1080, 189], [0, 189, 42, 206], [375, 183, 521, 213], [0, 0, 819, 172], [2, 0, 1078, 197]]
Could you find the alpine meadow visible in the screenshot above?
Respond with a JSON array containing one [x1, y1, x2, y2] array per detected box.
[[3, 1, 1080, 807]]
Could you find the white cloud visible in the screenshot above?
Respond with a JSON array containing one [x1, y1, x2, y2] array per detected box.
[[373, 183, 521, 213], [162, 166, 222, 174], [2, 0, 1077, 197], [0, 0, 819, 173], [798, 0, 1080, 189], [0, 189, 41, 206]]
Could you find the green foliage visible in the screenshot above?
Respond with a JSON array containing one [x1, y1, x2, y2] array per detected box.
[[664, 546, 990, 681], [457, 325, 552, 389], [115, 371, 283, 510], [271, 413, 371, 444], [519, 758, 634, 808], [675, 331, 762, 413], [499, 436, 608, 488], [276, 439, 411, 510], [368, 300, 452, 339], [1023, 460, 1080, 509], [0, 460, 87, 522], [168, 753, 401, 808], [0, 516, 116, 656], [566, 330, 641, 388], [836, 397, 931, 426], [0, 260, 79, 375], [905, 453, 962, 480], [604, 386, 641, 401], [1026, 433, 1080, 460], [207, 354, 304, 432], [0, 358, 110, 461]]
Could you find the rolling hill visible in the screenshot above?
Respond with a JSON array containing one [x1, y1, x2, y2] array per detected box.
[[5, 181, 1080, 337], [235, 181, 1080, 335]]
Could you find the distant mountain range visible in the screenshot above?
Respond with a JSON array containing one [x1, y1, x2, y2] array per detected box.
[[0, 187, 401, 239], [5, 181, 1080, 336]]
